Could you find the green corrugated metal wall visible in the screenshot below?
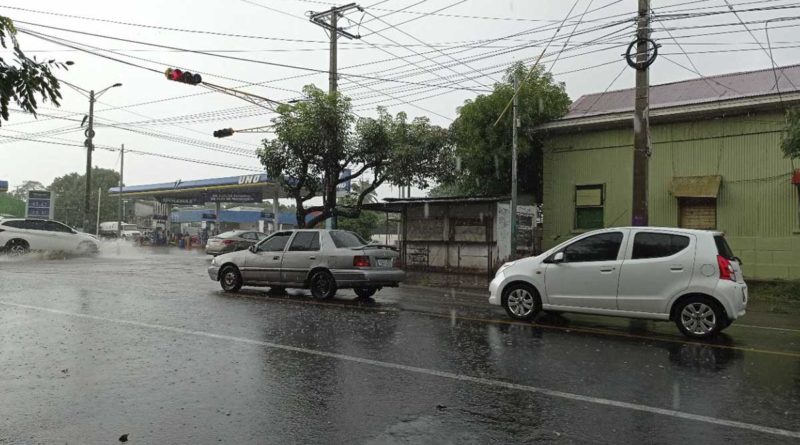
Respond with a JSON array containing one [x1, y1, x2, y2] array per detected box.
[[542, 112, 800, 280]]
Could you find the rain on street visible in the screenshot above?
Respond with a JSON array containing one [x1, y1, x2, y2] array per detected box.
[[1, 247, 799, 444]]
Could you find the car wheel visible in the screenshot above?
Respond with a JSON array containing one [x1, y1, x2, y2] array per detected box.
[[6, 240, 29, 257], [674, 296, 726, 339], [220, 266, 243, 293], [354, 287, 377, 299], [310, 270, 337, 299], [78, 241, 97, 256], [501, 283, 541, 321]]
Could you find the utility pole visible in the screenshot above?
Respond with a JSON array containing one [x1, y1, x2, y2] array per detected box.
[[117, 144, 125, 238], [83, 90, 96, 232], [510, 74, 519, 260], [309, 2, 361, 230], [631, 0, 652, 226], [95, 186, 102, 236]]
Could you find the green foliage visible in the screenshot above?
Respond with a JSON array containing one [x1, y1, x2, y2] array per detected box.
[[0, 193, 24, 217], [781, 107, 800, 159], [337, 211, 381, 240], [0, 16, 69, 124], [445, 62, 571, 200], [259, 85, 451, 227], [11, 180, 45, 201], [49, 168, 120, 233]]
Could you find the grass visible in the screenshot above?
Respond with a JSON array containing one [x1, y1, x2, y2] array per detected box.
[[0, 194, 24, 217], [745, 280, 800, 314]]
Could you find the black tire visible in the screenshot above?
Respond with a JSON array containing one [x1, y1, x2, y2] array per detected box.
[[674, 296, 727, 339], [501, 283, 541, 321], [219, 266, 243, 293], [354, 287, 378, 299], [5, 239, 29, 257], [78, 241, 98, 257], [309, 270, 337, 299]]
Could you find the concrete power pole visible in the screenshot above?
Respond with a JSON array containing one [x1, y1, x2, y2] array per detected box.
[[117, 144, 125, 238], [510, 74, 519, 261], [83, 90, 96, 232], [631, 0, 652, 226], [309, 3, 361, 230]]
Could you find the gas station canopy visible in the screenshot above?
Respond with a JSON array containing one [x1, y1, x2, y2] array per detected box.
[[108, 173, 291, 204], [0, 180, 8, 193]]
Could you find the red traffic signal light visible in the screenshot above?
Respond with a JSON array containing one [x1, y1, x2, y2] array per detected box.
[[165, 67, 202, 85], [213, 128, 235, 138]]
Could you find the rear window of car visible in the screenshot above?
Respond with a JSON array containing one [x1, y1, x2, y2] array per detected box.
[[632, 232, 690, 259], [217, 231, 242, 239], [714, 235, 735, 260], [329, 231, 367, 248]]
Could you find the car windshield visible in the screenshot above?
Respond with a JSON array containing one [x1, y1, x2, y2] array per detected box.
[[122, 224, 138, 231], [329, 230, 367, 248]]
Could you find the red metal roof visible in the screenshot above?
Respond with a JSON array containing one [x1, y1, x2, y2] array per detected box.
[[564, 64, 800, 120]]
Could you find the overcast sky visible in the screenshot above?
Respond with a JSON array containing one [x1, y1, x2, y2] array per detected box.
[[2, 0, 799, 201]]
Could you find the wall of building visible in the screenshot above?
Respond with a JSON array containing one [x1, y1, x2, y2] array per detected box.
[[542, 112, 797, 280]]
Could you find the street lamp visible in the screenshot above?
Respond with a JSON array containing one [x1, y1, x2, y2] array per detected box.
[[63, 81, 123, 231]]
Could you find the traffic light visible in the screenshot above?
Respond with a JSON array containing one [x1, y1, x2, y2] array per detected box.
[[165, 68, 202, 85], [213, 128, 235, 138]]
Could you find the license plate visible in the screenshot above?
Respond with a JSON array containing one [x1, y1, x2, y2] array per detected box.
[[376, 258, 392, 267]]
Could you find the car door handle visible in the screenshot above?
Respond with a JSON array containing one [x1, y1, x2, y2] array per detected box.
[[600, 267, 615, 273], [670, 265, 684, 271], [309, 256, 316, 260], [273, 256, 279, 260]]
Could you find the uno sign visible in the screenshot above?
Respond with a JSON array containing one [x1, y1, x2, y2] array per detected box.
[[238, 175, 262, 185]]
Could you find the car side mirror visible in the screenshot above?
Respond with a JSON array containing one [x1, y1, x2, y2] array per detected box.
[[249, 245, 257, 253], [553, 252, 565, 263]]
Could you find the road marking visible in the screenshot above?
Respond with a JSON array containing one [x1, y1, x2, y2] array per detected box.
[[734, 324, 800, 334], [2, 300, 799, 440]]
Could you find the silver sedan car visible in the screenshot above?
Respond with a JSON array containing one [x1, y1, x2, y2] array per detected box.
[[208, 229, 404, 299]]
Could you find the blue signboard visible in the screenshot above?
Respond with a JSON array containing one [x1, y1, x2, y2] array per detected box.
[[26, 190, 53, 219], [0, 180, 7, 193]]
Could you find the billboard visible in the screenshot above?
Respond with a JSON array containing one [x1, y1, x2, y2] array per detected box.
[[26, 190, 54, 219], [0, 180, 7, 193]]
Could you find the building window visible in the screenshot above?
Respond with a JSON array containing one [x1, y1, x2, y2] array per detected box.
[[678, 198, 716, 230], [575, 184, 604, 230]]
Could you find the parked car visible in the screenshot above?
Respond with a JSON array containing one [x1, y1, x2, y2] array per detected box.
[[0, 218, 100, 256], [489, 227, 747, 338], [208, 229, 404, 299], [205, 230, 268, 256]]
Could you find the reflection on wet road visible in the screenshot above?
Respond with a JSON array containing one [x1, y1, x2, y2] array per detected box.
[[1, 247, 799, 444]]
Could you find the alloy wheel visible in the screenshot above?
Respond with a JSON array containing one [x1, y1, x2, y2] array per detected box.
[[680, 302, 717, 335]]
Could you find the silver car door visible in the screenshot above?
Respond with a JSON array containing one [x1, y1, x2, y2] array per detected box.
[[243, 232, 292, 282], [281, 231, 320, 284]]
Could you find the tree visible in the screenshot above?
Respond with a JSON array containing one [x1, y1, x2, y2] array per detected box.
[[781, 107, 800, 159], [444, 62, 571, 201], [0, 193, 24, 217], [49, 168, 120, 233], [348, 180, 378, 204], [11, 180, 45, 201], [259, 85, 451, 227], [0, 16, 70, 124]]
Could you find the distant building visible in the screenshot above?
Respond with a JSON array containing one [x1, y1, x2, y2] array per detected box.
[[537, 64, 800, 280]]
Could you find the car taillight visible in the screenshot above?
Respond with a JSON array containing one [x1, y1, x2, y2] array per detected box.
[[717, 255, 735, 281], [222, 240, 236, 245], [353, 256, 371, 267]]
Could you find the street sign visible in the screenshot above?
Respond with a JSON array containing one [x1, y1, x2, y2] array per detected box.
[[156, 196, 204, 205], [206, 191, 263, 203], [26, 190, 54, 219]]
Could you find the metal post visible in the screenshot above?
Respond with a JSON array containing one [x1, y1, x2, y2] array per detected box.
[[632, 0, 651, 226], [95, 187, 101, 236], [272, 185, 280, 234], [329, 6, 338, 95], [83, 90, 95, 232], [117, 144, 124, 238], [510, 74, 519, 260]]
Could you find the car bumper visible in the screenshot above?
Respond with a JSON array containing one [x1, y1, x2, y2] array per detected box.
[[716, 280, 748, 320], [205, 245, 231, 255], [208, 265, 220, 281], [332, 268, 406, 287], [488, 271, 503, 305]]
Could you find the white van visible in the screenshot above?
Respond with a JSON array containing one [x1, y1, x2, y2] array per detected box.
[[99, 221, 141, 240]]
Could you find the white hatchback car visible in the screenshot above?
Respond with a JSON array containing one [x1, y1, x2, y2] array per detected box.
[[489, 227, 747, 338], [0, 218, 99, 256]]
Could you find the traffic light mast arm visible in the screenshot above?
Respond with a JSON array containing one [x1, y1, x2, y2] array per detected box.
[[234, 125, 273, 134], [201, 81, 283, 112]]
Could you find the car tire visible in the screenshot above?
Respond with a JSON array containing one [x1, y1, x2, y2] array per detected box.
[[220, 266, 243, 293], [309, 270, 337, 299], [354, 287, 377, 299], [501, 283, 541, 321], [6, 239, 29, 257], [674, 296, 727, 339], [78, 241, 97, 257]]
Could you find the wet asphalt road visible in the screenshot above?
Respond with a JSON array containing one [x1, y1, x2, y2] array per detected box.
[[1, 246, 799, 444]]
